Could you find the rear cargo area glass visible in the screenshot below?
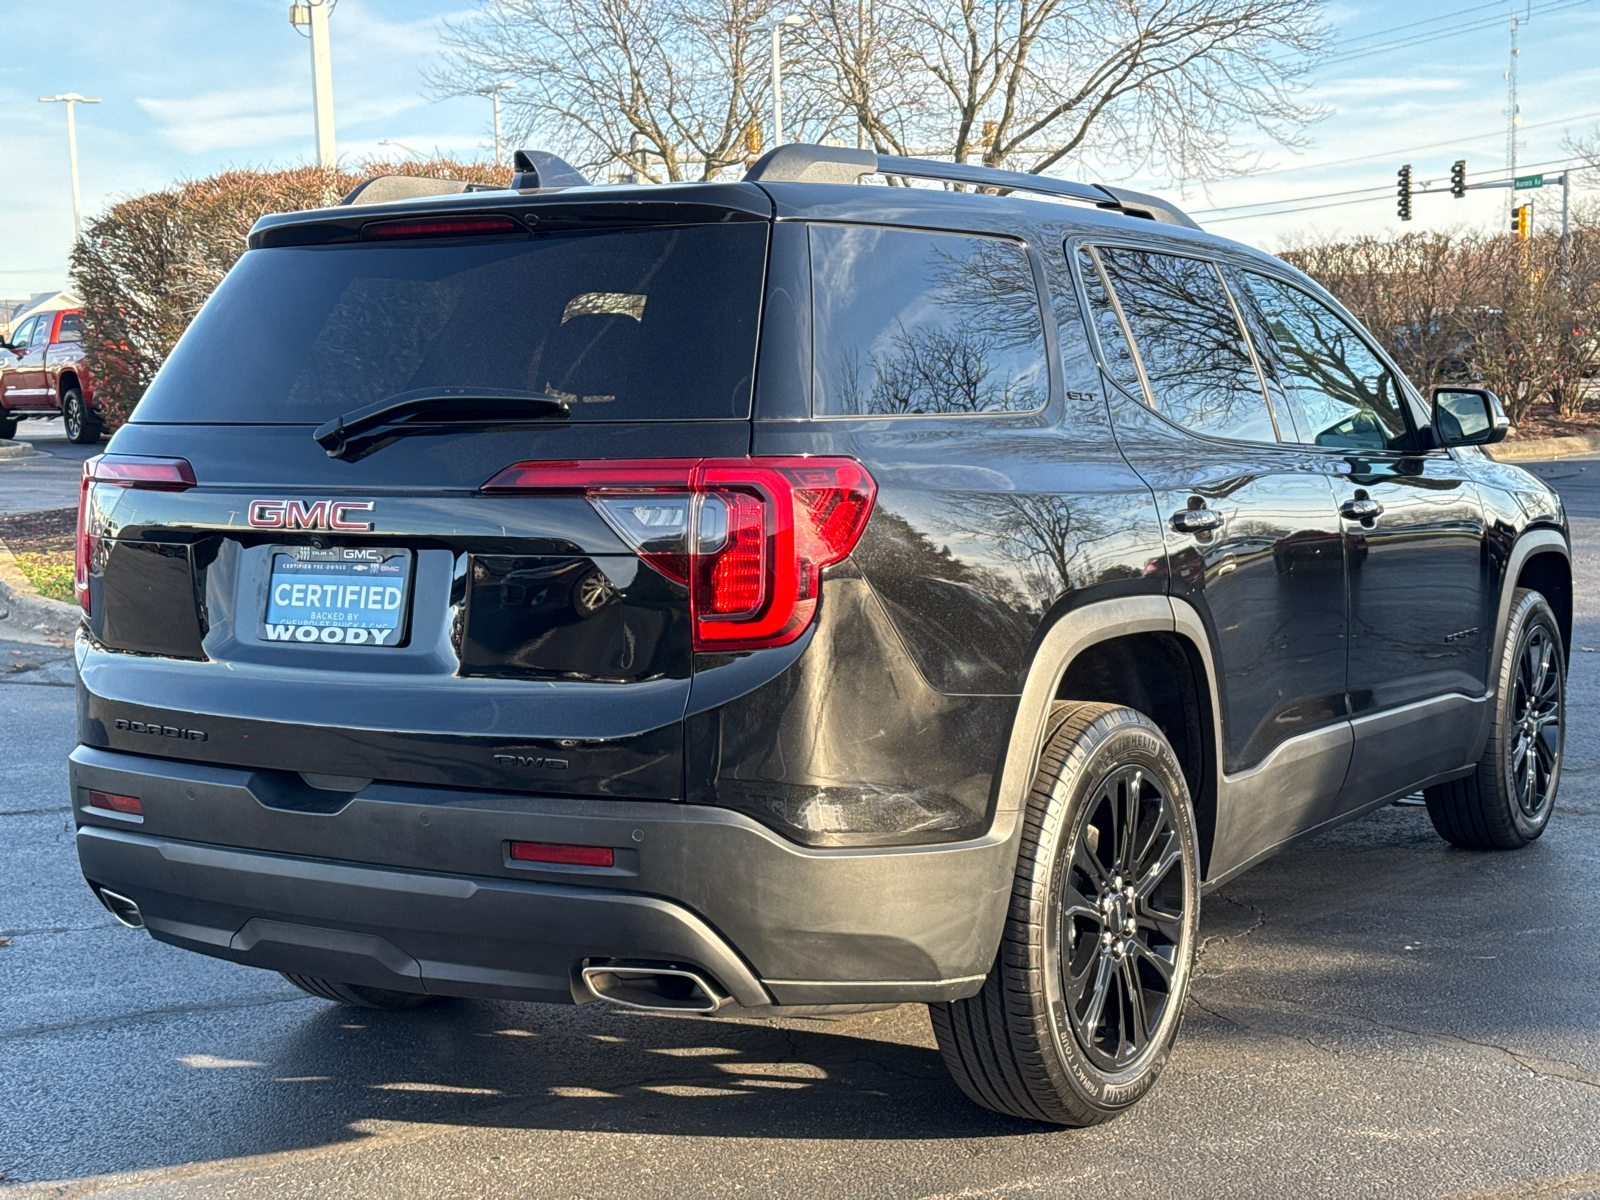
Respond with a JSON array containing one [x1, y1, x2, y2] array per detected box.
[[133, 223, 768, 423]]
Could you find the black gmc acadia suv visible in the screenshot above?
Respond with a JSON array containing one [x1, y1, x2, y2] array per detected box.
[[69, 145, 1570, 1126]]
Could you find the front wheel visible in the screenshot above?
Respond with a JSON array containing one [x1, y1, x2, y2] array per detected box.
[[1425, 588, 1564, 849], [62, 386, 102, 444], [930, 702, 1199, 1125]]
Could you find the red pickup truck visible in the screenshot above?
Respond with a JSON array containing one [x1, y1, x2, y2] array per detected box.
[[1, 308, 102, 443]]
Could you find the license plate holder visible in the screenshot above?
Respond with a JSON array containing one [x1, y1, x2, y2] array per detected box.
[[258, 546, 413, 648]]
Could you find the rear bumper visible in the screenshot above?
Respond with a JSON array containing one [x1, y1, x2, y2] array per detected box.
[[70, 746, 1019, 1007]]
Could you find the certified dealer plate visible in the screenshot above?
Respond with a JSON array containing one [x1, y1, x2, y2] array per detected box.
[[260, 547, 412, 647]]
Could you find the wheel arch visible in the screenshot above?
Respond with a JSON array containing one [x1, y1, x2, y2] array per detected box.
[[1510, 534, 1572, 662], [997, 595, 1220, 876]]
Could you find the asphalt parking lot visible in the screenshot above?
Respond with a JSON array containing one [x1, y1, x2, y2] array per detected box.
[[2, 459, 1599, 1199]]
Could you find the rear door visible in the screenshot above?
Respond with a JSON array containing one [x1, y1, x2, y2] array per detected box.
[[1078, 242, 1353, 869], [80, 198, 773, 802]]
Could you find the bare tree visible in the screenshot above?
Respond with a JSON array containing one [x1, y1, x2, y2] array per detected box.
[[433, 0, 779, 182], [436, 0, 1329, 184]]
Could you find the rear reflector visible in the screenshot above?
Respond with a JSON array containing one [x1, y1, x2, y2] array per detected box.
[[87, 790, 143, 816], [363, 216, 524, 240], [508, 840, 614, 867], [480, 457, 877, 652]]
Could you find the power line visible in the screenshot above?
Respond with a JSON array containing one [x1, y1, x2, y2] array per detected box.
[[1203, 155, 1589, 223], [1218, 108, 1600, 182], [1193, 152, 1587, 216], [1334, 0, 1519, 49], [1321, 0, 1595, 66]]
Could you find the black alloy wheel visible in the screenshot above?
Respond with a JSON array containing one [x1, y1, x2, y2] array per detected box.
[[931, 702, 1198, 1125], [1509, 622, 1561, 821], [1426, 587, 1564, 849], [1057, 763, 1187, 1072]]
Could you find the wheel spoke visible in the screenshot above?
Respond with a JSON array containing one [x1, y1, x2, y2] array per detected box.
[[1074, 838, 1112, 891], [1121, 957, 1149, 1054], [1132, 940, 1176, 986], [1078, 950, 1115, 1035], [1133, 790, 1171, 877], [1117, 772, 1142, 873], [1060, 881, 1102, 926], [1135, 842, 1181, 903]]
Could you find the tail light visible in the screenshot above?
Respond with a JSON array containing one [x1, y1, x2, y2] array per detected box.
[[76, 455, 197, 614], [482, 457, 876, 651]]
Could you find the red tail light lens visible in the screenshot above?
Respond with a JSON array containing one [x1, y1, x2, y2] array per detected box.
[[481, 457, 877, 651], [76, 456, 197, 615], [89, 455, 198, 490], [508, 840, 614, 867]]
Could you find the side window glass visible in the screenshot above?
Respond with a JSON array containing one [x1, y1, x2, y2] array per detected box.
[[1242, 272, 1411, 451], [57, 313, 83, 343], [1076, 247, 1144, 399], [31, 316, 53, 348], [8, 317, 37, 349], [811, 225, 1048, 416], [1096, 247, 1279, 444]]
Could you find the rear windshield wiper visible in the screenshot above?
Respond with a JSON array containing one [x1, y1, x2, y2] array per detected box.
[[314, 387, 570, 459]]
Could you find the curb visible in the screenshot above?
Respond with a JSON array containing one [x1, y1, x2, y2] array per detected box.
[[0, 539, 81, 636], [1487, 431, 1600, 463], [0, 439, 35, 459]]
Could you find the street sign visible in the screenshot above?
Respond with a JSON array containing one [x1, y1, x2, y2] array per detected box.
[[1514, 174, 1544, 190]]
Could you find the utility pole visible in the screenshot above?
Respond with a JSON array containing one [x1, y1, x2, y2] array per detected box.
[[38, 94, 100, 238], [289, 2, 337, 169], [477, 82, 516, 165], [757, 16, 806, 148], [1505, 4, 1521, 221]]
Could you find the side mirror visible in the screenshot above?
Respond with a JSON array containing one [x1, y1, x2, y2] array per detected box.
[[1433, 387, 1509, 447]]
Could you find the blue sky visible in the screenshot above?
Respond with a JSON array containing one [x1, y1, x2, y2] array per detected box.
[[2, 0, 1597, 299]]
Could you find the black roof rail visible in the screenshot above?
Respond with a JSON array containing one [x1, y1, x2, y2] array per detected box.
[[742, 143, 1198, 230], [510, 149, 590, 191]]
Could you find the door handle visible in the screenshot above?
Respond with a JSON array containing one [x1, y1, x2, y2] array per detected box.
[[1340, 498, 1384, 521], [1170, 507, 1222, 534]]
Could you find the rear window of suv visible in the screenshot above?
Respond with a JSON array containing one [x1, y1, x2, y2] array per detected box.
[[133, 223, 769, 424]]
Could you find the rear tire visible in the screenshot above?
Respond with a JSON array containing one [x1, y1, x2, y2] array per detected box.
[[62, 386, 101, 444], [281, 973, 442, 1010], [1425, 588, 1564, 849], [0, 416, 16, 440], [930, 701, 1199, 1125]]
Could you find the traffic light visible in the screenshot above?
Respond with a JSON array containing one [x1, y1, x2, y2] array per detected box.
[[1397, 164, 1413, 221], [1450, 160, 1467, 199], [1512, 203, 1531, 240], [743, 121, 763, 164]]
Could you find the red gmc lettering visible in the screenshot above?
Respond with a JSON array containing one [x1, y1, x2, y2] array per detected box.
[[246, 499, 375, 531], [284, 500, 329, 530], [329, 501, 376, 531], [248, 500, 286, 528]]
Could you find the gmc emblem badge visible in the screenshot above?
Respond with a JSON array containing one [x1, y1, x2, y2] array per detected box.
[[248, 499, 375, 531]]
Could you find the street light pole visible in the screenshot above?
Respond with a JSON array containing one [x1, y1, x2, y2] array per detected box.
[[477, 82, 517, 165], [757, 16, 806, 148], [38, 94, 101, 238], [289, 2, 337, 168]]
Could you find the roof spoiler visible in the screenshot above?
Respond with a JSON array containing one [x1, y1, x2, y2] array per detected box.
[[510, 149, 590, 191], [339, 149, 591, 207], [742, 144, 1198, 229]]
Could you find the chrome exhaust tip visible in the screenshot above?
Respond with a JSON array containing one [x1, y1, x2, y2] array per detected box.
[[97, 888, 144, 929], [581, 963, 730, 1014]]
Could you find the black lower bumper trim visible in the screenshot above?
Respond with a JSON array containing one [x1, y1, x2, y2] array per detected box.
[[76, 825, 771, 1007]]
